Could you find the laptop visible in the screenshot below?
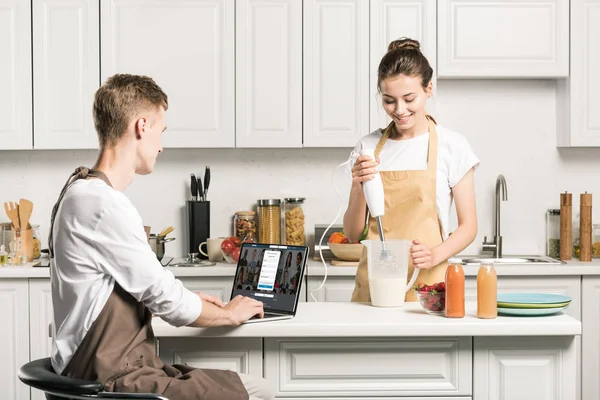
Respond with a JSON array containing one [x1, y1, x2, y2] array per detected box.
[[230, 242, 309, 323]]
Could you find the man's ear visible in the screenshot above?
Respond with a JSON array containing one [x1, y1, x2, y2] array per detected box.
[[135, 117, 147, 139]]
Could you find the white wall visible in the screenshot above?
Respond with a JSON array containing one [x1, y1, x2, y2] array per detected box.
[[2, 79, 600, 258]]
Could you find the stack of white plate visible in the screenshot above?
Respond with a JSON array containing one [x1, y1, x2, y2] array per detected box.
[[496, 293, 572, 316]]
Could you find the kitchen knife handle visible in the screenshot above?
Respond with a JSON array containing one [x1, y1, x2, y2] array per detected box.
[[190, 174, 197, 201], [196, 174, 203, 202], [203, 166, 210, 201]]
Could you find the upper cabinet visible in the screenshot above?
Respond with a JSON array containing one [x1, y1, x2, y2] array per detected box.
[[235, 0, 302, 148], [33, 0, 99, 150], [101, 0, 235, 148], [369, 0, 437, 133], [303, 0, 369, 148], [437, 0, 569, 78], [0, 0, 32, 150], [557, 0, 600, 147]]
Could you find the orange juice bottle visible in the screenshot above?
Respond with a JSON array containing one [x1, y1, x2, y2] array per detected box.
[[477, 262, 497, 319], [445, 261, 465, 318]]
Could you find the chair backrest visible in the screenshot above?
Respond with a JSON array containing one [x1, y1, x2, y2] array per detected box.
[[18, 357, 169, 399]]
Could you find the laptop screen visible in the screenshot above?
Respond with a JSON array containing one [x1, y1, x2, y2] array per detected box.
[[231, 242, 308, 313]]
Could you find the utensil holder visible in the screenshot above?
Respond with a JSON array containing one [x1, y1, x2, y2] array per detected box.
[[187, 201, 210, 259]]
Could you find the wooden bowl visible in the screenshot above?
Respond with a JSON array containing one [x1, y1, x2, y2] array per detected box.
[[328, 243, 364, 261]]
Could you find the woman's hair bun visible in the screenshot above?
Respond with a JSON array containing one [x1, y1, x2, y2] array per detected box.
[[387, 37, 421, 52]]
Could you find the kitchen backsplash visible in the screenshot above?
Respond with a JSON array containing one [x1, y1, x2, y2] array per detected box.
[[2, 79, 600, 258]]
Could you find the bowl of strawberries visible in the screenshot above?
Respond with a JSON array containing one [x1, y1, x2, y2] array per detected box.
[[414, 282, 446, 315]]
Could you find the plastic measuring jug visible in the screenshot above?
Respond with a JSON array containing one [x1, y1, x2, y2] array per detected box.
[[362, 239, 419, 307]]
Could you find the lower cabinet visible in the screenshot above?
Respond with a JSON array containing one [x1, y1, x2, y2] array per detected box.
[[306, 276, 355, 302], [157, 337, 263, 377], [263, 337, 472, 398], [474, 337, 577, 400], [28, 279, 53, 400], [179, 277, 235, 303], [0, 280, 30, 400], [582, 276, 600, 400]]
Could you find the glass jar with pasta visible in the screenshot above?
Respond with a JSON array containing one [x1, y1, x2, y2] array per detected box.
[[284, 198, 306, 246]]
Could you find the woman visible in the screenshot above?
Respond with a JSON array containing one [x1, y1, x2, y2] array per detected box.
[[345, 38, 479, 303]]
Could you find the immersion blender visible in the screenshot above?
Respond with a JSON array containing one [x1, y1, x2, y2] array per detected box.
[[359, 148, 392, 260]]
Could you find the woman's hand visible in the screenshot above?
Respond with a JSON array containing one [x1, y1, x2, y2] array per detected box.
[[410, 239, 437, 269], [351, 155, 380, 184]]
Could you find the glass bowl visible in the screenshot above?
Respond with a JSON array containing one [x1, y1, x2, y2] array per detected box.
[[415, 289, 446, 315]]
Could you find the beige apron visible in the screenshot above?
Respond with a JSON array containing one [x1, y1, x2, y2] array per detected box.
[[50, 167, 248, 400], [351, 116, 447, 303]]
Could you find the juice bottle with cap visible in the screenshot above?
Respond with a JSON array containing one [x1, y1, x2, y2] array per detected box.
[[445, 261, 465, 318], [477, 262, 497, 319]]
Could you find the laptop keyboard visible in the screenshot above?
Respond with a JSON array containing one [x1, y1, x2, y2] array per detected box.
[[251, 312, 281, 320]]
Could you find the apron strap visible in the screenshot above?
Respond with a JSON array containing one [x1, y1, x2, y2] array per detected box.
[[425, 115, 438, 176], [48, 167, 113, 259]]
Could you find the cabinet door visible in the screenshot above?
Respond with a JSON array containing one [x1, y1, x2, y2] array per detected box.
[[101, 0, 235, 148], [0, 280, 30, 400], [474, 337, 577, 400], [306, 276, 356, 302], [235, 0, 302, 148], [437, 0, 569, 78], [33, 0, 99, 149], [465, 276, 581, 319], [0, 0, 32, 150], [159, 337, 262, 376], [303, 0, 369, 147], [29, 280, 53, 400], [557, 0, 600, 147], [179, 277, 233, 303], [582, 277, 600, 400], [369, 0, 437, 132]]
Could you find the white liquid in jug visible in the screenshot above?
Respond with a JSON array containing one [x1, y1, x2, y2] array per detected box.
[[369, 277, 405, 307]]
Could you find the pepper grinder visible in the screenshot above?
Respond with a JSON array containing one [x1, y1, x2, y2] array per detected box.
[[580, 192, 593, 262], [560, 192, 572, 260]]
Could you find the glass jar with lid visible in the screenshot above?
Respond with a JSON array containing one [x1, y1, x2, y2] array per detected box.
[[257, 199, 281, 244], [592, 224, 600, 258], [234, 211, 257, 242], [284, 198, 306, 245], [546, 209, 560, 259]]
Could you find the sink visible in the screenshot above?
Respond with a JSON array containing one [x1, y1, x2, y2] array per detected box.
[[453, 255, 563, 265]]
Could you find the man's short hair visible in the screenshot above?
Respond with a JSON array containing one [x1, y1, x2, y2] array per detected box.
[[93, 74, 168, 148]]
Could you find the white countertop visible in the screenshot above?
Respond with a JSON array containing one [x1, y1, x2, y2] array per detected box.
[[2, 259, 600, 278], [151, 302, 581, 338]]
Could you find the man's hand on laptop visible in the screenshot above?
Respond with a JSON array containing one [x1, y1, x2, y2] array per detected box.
[[225, 295, 265, 325], [196, 292, 226, 307]]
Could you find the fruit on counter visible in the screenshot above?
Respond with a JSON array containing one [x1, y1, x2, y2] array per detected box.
[[221, 236, 241, 256], [328, 231, 356, 244], [414, 282, 446, 313], [232, 247, 241, 262]]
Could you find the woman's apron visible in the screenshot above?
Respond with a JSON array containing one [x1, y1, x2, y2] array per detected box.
[[351, 116, 448, 303], [49, 167, 248, 400]]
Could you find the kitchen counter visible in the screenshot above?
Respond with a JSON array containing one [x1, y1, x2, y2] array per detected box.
[[151, 301, 581, 338], [2, 258, 600, 278]]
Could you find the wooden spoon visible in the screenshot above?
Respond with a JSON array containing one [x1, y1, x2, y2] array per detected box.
[[19, 198, 33, 231], [3, 201, 20, 230]]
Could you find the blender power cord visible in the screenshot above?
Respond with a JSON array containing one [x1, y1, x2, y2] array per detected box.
[[310, 151, 359, 302]]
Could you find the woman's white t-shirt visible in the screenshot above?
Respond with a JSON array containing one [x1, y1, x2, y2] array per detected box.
[[347, 124, 480, 240]]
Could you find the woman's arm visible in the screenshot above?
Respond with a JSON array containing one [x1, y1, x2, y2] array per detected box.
[[343, 155, 378, 242], [411, 168, 478, 268]]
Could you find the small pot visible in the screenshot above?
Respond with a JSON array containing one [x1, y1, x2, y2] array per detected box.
[[149, 234, 175, 261]]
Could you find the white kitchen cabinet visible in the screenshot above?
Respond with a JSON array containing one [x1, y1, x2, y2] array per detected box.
[[28, 280, 53, 400], [465, 275, 581, 319], [235, 0, 302, 148], [557, 0, 600, 147], [0, 0, 32, 150], [33, 0, 99, 150], [582, 277, 600, 400], [158, 337, 262, 376], [0, 280, 30, 400], [306, 276, 356, 302], [474, 337, 577, 399], [369, 0, 437, 132], [437, 0, 569, 78], [264, 337, 472, 397], [101, 0, 235, 148], [179, 277, 234, 303], [303, 0, 369, 148]]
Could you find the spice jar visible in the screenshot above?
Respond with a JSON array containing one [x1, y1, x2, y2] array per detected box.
[[592, 224, 600, 258], [31, 224, 41, 259], [284, 198, 306, 245], [234, 211, 257, 242], [257, 199, 281, 244], [546, 209, 560, 259], [573, 213, 581, 258]]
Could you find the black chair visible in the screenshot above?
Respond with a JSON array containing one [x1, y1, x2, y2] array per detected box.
[[18, 357, 168, 400]]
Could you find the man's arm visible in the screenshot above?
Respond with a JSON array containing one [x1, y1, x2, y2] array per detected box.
[[188, 295, 265, 327]]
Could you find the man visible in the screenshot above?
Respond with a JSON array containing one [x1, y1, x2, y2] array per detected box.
[[49, 74, 274, 400]]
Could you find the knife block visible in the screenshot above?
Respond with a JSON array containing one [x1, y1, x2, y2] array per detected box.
[[187, 201, 210, 259]]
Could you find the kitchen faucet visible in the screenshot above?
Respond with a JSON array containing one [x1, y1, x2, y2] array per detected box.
[[482, 174, 508, 258]]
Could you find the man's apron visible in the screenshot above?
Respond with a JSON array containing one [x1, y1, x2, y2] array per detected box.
[[49, 167, 248, 400], [351, 116, 447, 303]]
